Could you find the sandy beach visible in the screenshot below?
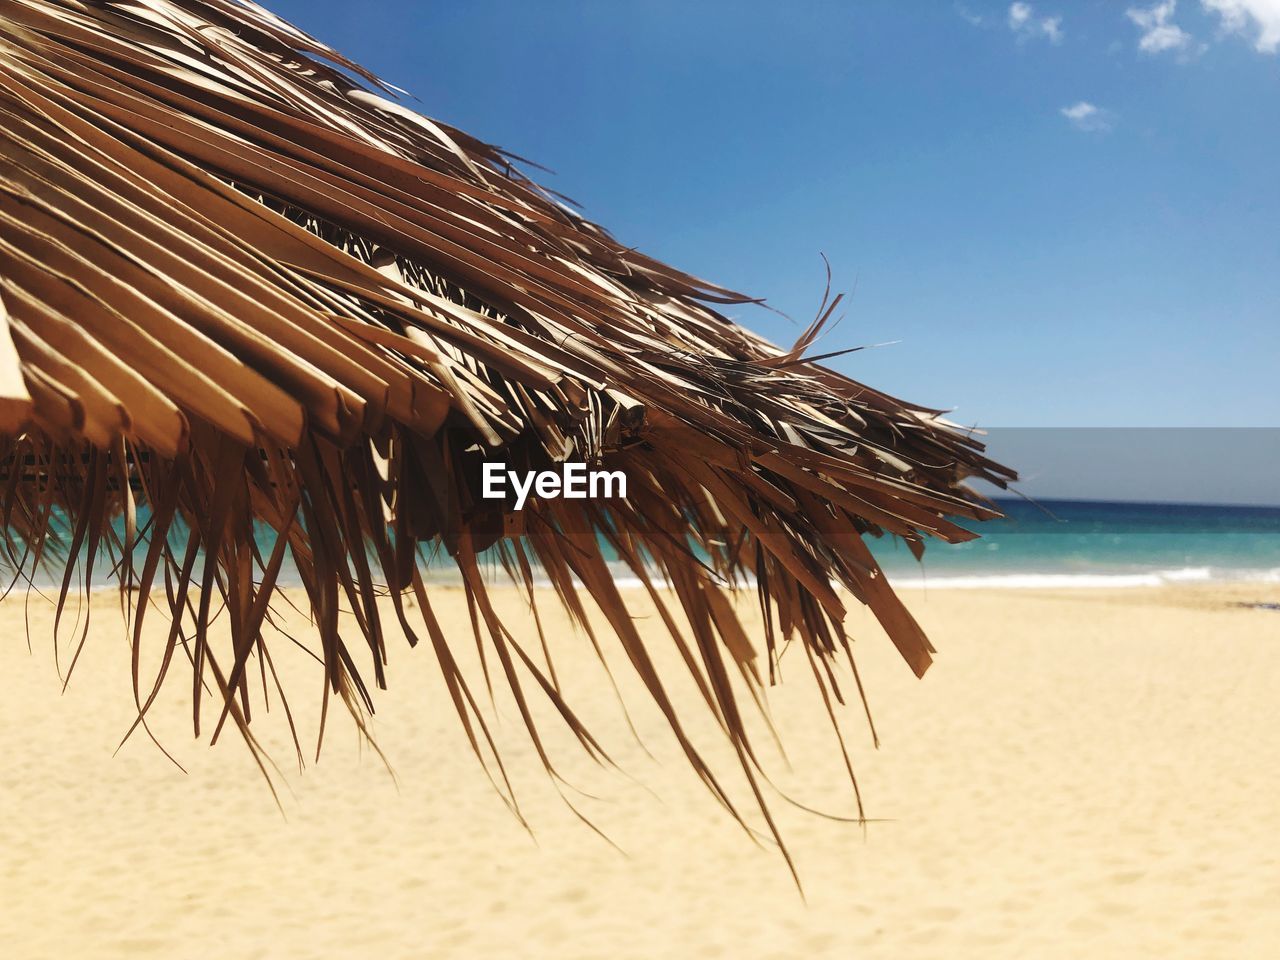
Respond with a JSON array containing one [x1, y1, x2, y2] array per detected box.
[[1, 582, 1277, 959]]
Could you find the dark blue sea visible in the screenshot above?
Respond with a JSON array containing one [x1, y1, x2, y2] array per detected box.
[[11, 499, 1280, 592], [867, 498, 1280, 588]]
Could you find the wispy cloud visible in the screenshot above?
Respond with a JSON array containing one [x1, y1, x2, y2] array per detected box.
[[955, 3, 985, 27], [1008, 2, 1064, 43], [1060, 101, 1115, 132], [1126, 1, 1195, 53], [1202, 0, 1280, 53], [1009, 1, 1032, 27]]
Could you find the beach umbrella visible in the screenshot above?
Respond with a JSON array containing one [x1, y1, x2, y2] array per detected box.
[[0, 0, 1014, 866]]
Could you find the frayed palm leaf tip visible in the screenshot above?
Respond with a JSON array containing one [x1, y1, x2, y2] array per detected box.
[[0, 0, 1014, 864]]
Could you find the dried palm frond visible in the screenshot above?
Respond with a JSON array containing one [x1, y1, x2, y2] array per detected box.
[[0, 0, 1014, 871]]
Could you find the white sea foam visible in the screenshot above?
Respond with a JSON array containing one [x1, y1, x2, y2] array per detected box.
[[612, 565, 1280, 592], [1158, 566, 1214, 582], [22, 564, 1280, 595], [884, 566, 1280, 590]]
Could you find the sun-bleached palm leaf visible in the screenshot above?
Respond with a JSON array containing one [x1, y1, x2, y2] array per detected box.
[[0, 0, 1014, 872]]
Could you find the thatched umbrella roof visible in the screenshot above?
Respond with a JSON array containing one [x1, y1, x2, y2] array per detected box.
[[0, 0, 1014, 866]]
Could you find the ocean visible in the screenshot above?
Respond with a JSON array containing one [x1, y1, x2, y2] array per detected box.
[[8, 499, 1279, 593], [869, 498, 1280, 589]]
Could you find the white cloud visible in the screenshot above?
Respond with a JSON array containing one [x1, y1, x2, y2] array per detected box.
[[1126, 1, 1195, 53], [1201, 0, 1280, 52], [1060, 101, 1115, 132], [956, 3, 985, 27], [1008, 2, 1064, 43]]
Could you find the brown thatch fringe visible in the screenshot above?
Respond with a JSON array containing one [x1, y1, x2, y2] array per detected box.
[[0, 0, 1014, 871]]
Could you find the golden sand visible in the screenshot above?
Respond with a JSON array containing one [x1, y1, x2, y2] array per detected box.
[[2, 584, 1277, 959]]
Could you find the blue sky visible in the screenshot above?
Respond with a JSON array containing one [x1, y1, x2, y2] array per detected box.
[[269, 0, 1278, 429]]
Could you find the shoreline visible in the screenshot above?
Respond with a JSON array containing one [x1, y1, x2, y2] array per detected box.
[[8, 565, 1280, 597]]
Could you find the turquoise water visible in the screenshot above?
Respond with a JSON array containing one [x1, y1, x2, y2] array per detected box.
[[8, 499, 1279, 592], [869, 499, 1280, 588]]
